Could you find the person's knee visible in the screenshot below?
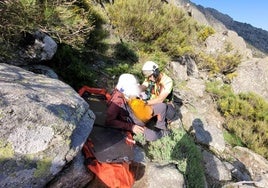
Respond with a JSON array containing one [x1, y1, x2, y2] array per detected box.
[[152, 103, 167, 115]]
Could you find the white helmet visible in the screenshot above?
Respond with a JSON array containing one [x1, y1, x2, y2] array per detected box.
[[142, 61, 159, 77], [116, 73, 140, 98]]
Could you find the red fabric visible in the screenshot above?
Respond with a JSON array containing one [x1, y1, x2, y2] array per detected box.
[[105, 89, 134, 131], [82, 139, 135, 188], [88, 162, 134, 188], [78, 86, 111, 101], [79, 86, 135, 187]]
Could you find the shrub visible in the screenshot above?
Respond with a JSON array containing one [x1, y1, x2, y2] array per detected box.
[[146, 127, 205, 187], [0, 0, 113, 89], [105, 62, 131, 77], [197, 26, 215, 41], [113, 42, 138, 62], [223, 130, 244, 147], [198, 50, 242, 75], [107, 0, 198, 57], [0, 0, 97, 60], [49, 44, 96, 90], [206, 81, 268, 159]]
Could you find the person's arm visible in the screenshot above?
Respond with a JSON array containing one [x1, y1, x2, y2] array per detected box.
[[106, 102, 144, 134], [105, 101, 133, 131], [146, 90, 170, 105], [147, 75, 173, 105]]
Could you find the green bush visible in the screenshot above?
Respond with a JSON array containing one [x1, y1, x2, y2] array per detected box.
[[198, 50, 242, 75], [50, 44, 96, 90], [105, 62, 131, 77], [146, 127, 205, 187], [0, 0, 113, 89], [197, 26, 215, 41], [0, 0, 97, 59], [223, 130, 244, 147], [107, 0, 198, 57], [113, 42, 138, 62], [206, 81, 268, 159]]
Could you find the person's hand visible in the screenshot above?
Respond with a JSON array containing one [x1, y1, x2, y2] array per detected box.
[[132, 125, 144, 134], [139, 91, 148, 100]]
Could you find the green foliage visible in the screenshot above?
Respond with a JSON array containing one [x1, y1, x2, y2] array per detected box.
[[113, 42, 138, 62], [0, 0, 116, 90], [218, 52, 242, 74], [105, 62, 131, 76], [0, 140, 14, 162], [205, 81, 232, 99], [84, 2, 109, 53], [206, 81, 268, 159], [0, 0, 39, 43], [154, 29, 193, 56], [198, 49, 242, 74], [147, 127, 205, 187], [33, 157, 52, 178], [108, 0, 162, 41], [225, 42, 234, 52], [0, 0, 98, 59], [133, 133, 146, 145], [20, 0, 36, 6], [85, 28, 109, 53], [197, 26, 215, 41], [107, 0, 198, 57], [50, 44, 95, 90], [225, 72, 238, 82], [223, 130, 244, 147]]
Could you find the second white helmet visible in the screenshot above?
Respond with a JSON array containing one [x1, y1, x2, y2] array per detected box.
[[142, 61, 159, 77]]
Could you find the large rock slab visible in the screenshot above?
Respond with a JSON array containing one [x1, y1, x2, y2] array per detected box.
[[0, 63, 94, 187], [231, 57, 268, 101], [133, 162, 185, 188]]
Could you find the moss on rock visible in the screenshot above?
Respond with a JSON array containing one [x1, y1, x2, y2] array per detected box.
[[0, 140, 15, 162]]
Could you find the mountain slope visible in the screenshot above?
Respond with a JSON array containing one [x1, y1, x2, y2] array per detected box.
[[193, 4, 268, 56]]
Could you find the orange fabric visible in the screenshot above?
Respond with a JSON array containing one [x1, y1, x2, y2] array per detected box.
[[78, 86, 112, 102], [82, 139, 135, 188], [88, 162, 134, 188], [127, 98, 153, 123]]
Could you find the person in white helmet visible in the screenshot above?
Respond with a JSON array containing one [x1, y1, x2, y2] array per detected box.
[[141, 61, 176, 128], [141, 61, 173, 104], [105, 73, 145, 135], [105, 73, 169, 141]]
